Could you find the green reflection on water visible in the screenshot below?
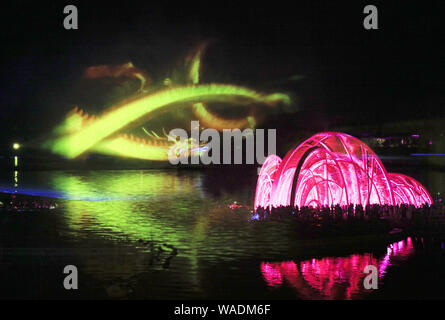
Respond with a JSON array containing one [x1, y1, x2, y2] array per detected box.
[[50, 170, 208, 248], [44, 170, 293, 298], [45, 170, 219, 296]]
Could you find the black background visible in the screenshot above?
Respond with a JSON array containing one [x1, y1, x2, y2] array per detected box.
[[1, 0, 444, 149]]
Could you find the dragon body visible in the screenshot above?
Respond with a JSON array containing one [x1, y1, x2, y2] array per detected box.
[[44, 43, 291, 161]]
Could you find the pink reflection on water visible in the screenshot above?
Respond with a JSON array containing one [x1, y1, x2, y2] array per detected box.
[[261, 237, 415, 299], [260, 262, 284, 287]]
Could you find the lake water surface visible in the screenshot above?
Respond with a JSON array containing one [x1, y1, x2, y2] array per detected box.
[[1, 169, 445, 299]]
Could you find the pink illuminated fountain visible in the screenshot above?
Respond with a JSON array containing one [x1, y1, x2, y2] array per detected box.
[[254, 132, 432, 210]]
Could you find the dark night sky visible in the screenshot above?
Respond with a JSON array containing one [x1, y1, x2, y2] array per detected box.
[[1, 1, 444, 150]]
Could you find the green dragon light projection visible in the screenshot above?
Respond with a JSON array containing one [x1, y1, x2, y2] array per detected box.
[[187, 42, 258, 131], [43, 43, 291, 161]]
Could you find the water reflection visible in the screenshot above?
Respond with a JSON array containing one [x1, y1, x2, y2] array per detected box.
[[49, 171, 207, 244], [261, 237, 416, 299], [41, 170, 258, 298], [1, 169, 440, 299]]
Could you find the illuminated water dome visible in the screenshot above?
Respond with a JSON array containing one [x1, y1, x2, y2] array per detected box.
[[254, 132, 432, 210]]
